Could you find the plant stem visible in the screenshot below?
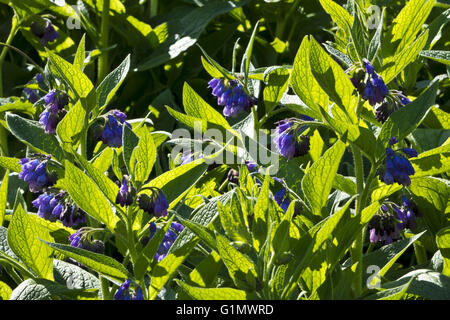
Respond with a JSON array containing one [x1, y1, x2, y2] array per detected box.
[[149, 0, 158, 18], [97, 0, 110, 84], [100, 276, 111, 300], [350, 145, 364, 297]]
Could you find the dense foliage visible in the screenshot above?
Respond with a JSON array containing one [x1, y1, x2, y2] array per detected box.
[[0, 0, 449, 301]]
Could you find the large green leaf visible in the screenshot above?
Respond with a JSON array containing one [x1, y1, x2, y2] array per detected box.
[[46, 50, 93, 99], [5, 113, 65, 161], [436, 227, 450, 277], [140, 159, 208, 208], [376, 81, 438, 158], [96, 54, 130, 110], [420, 50, 450, 65], [0, 170, 9, 227], [56, 101, 85, 148], [309, 38, 358, 124], [64, 161, 118, 231], [182, 82, 230, 130], [42, 240, 128, 281], [148, 239, 198, 300], [215, 232, 258, 290], [318, 0, 354, 36], [177, 281, 251, 300], [7, 205, 54, 280], [302, 140, 346, 217], [130, 127, 156, 184], [390, 0, 435, 54]]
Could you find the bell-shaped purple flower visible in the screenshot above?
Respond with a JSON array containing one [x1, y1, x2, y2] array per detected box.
[[19, 156, 55, 193], [114, 280, 144, 300], [379, 143, 415, 187], [100, 112, 131, 148], [137, 188, 169, 217], [30, 20, 59, 46], [208, 78, 254, 118], [60, 205, 86, 227], [23, 87, 39, 103], [273, 119, 310, 160], [115, 176, 135, 207]]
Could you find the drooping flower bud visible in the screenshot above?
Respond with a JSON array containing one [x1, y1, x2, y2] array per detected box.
[[137, 188, 169, 217]]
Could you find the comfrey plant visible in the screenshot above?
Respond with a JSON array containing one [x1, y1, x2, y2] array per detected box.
[[0, 0, 448, 302]]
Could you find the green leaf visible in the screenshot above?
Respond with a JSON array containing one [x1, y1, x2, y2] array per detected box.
[[182, 82, 230, 130], [0, 281, 12, 300], [376, 81, 438, 159], [177, 216, 218, 252], [263, 67, 290, 114], [9, 277, 98, 300], [0, 97, 34, 116], [7, 205, 54, 280], [0, 156, 21, 173], [410, 142, 450, 177], [42, 240, 128, 281], [252, 174, 270, 252], [46, 49, 93, 99], [148, 239, 198, 300], [168, 192, 233, 253], [177, 281, 250, 300], [381, 269, 450, 300], [130, 127, 156, 184], [364, 278, 413, 300], [290, 37, 327, 119], [240, 20, 260, 86], [436, 227, 450, 277], [390, 0, 435, 54], [135, 216, 175, 280], [5, 113, 65, 162], [309, 38, 358, 124], [140, 159, 208, 208], [318, 0, 354, 36], [302, 140, 346, 217], [216, 233, 258, 290], [420, 50, 450, 65], [72, 153, 119, 206], [380, 30, 429, 84], [122, 124, 140, 176], [186, 251, 222, 288], [409, 177, 449, 236], [64, 161, 118, 231], [53, 259, 100, 290], [96, 54, 130, 111], [73, 34, 86, 71], [56, 101, 85, 147], [367, 8, 385, 61], [0, 169, 9, 227]]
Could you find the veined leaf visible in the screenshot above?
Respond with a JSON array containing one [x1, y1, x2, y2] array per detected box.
[[302, 139, 346, 217], [42, 241, 128, 281], [318, 0, 354, 36], [7, 205, 54, 280], [436, 227, 450, 277], [46, 49, 93, 99], [64, 161, 118, 231], [0, 169, 9, 227], [56, 101, 85, 148], [177, 281, 250, 300], [309, 38, 358, 124], [6, 113, 65, 162], [420, 50, 450, 66], [130, 127, 156, 184]]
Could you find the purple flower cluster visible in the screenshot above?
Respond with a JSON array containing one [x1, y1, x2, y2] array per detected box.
[[378, 138, 417, 187], [99, 110, 131, 148], [39, 90, 69, 134], [273, 119, 310, 160], [32, 192, 86, 227], [23, 87, 39, 104], [69, 229, 105, 253], [368, 198, 419, 245], [115, 176, 135, 207], [374, 91, 411, 123], [114, 280, 144, 300], [137, 188, 169, 217], [350, 59, 411, 123], [208, 78, 254, 117], [143, 222, 185, 262], [30, 20, 59, 46], [274, 187, 291, 212], [19, 156, 55, 193]]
